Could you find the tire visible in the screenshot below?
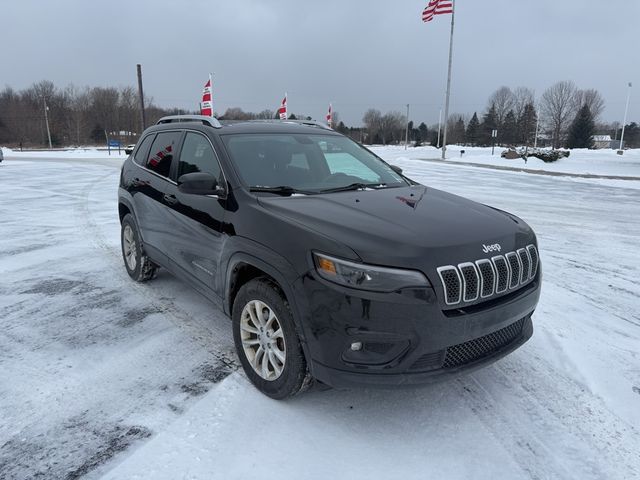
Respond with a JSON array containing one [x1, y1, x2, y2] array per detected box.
[[120, 213, 158, 282], [232, 278, 311, 399]]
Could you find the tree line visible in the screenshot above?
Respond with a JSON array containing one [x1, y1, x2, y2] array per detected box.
[[1, 80, 638, 149], [0, 81, 185, 147]]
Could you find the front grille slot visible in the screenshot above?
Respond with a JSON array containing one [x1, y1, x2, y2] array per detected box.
[[492, 255, 510, 294], [476, 259, 495, 298], [436, 244, 539, 307], [459, 263, 479, 302], [527, 245, 539, 279], [437, 266, 461, 305], [517, 248, 531, 283], [506, 252, 521, 290], [443, 318, 525, 368]]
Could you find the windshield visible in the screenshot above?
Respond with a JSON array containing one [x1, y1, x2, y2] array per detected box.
[[221, 133, 408, 194]]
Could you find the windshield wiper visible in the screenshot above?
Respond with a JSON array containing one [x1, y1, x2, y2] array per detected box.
[[319, 182, 387, 193], [249, 186, 314, 196]]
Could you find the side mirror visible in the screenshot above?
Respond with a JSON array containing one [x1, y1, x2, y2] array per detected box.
[[177, 172, 225, 196], [390, 165, 403, 175]]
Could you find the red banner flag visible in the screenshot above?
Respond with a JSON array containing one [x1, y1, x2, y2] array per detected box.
[[278, 94, 287, 120], [200, 76, 213, 117], [422, 0, 453, 22], [326, 103, 333, 128]]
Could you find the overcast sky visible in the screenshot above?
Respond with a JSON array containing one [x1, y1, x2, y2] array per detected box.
[[2, 0, 638, 126]]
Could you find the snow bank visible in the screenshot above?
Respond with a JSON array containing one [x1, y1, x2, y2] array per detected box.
[[3, 147, 127, 159], [371, 145, 640, 178]]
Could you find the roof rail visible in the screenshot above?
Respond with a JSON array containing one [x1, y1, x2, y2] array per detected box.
[[156, 115, 222, 129], [280, 119, 332, 130], [239, 119, 332, 130]]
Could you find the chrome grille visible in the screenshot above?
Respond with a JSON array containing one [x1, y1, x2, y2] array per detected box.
[[437, 244, 539, 307]]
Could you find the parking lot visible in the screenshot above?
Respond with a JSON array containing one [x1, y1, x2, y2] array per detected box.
[[1, 154, 639, 479]]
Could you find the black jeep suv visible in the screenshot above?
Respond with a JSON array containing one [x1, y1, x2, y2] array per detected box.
[[118, 115, 541, 399]]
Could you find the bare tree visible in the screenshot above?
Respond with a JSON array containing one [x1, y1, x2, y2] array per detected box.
[[488, 86, 515, 126], [379, 111, 406, 144], [255, 109, 275, 119], [540, 80, 579, 148], [362, 109, 383, 143], [512, 87, 535, 120], [574, 88, 605, 121]]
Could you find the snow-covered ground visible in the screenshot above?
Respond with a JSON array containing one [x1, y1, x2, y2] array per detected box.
[[371, 145, 640, 180], [1, 150, 639, 480]]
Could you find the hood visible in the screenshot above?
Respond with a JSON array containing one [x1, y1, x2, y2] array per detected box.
[[258, 185, 535, 274]]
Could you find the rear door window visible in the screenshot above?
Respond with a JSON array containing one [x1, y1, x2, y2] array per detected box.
[[177, 132, 222, 181], [146, 131, 182, 178]]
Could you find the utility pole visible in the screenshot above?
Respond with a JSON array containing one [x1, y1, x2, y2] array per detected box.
[[43, 97, 52, 149], [618, 82, 632, 154], [136, 64, 146, 132], [404, 104, 410, 150]]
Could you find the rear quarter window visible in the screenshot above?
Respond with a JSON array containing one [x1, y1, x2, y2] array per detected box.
[[133, 134, 155, 165]]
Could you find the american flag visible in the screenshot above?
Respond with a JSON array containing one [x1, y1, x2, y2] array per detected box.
[[200, 76, 213, 117], [326, 103, 333, 128], [422, 0, 453, 23], [278, 94, 287, 120]]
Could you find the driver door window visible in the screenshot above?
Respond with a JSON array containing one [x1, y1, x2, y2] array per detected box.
[[178, 132, 222, 182]]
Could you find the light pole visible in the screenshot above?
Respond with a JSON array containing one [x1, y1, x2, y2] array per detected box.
[[618, 82, 632, 154], [43, 97, 52, 149], [437, 109, 442, 148]]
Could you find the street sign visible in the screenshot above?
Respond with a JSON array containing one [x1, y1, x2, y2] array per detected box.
[[492, 129, 498, 138], [108, 139, 121, 147]]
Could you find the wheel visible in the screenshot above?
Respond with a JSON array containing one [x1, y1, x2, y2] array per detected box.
[[232, 278, 311, 399], [120, 213, 157, 282]]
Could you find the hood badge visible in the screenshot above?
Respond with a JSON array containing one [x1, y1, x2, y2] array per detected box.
[[482, 243, 502, 254]]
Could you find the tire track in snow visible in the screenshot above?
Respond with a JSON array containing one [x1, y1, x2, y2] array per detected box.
[[75, 168, 238, 363]]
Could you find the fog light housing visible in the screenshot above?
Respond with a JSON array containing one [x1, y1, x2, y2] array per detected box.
[[350, 342, 363, 351]]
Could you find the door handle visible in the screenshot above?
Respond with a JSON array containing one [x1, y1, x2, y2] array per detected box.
[[163, 194, 178, 205]]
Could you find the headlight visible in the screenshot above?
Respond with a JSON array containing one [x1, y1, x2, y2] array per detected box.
[[313, 252, 431, 292]]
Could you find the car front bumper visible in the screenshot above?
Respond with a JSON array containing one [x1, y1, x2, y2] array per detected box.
[[292, 272, 541, 389]]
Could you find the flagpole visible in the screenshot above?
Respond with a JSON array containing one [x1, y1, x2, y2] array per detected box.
[[441, 0, 455, 160], [618, 82, 632, 153], [209, 73, 214, 118]]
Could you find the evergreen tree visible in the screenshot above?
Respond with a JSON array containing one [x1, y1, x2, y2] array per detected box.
[[418, 122, 428, 142], [480, 103, 498, 146], [518, 102, 538, 146], [288, 113, 297, 120], [455, 117, 466, 145], [502, 110, 517, 145], [567, 105, 595, 148], [466, 112, 480, 146]]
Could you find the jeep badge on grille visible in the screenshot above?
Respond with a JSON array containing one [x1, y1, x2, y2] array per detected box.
[[482, 243, 502, 253]]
